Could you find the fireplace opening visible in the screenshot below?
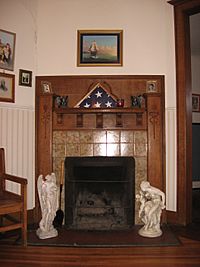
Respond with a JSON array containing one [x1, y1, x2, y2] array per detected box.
[[65, 156, 135, 230]]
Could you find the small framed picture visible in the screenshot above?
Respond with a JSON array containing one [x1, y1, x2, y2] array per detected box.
[[192, 94, 200, 112], [77, 30, 123, 67], [0, 29, 16, 71], [0, 73, 15, 103], [19, 69, 32, 87], [146, 80, 157, 93], [41, 81, 52, 94]]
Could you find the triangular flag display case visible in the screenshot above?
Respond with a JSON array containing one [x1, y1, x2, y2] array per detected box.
[[74, 82, 118, 108]]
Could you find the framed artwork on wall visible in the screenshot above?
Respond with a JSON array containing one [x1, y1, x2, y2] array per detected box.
[[77, 30, 123, 67], [41, 81, 52, 94], [192, 94, 200, 112], [146, 80, 158, 93], [0, 29, 16, 71], [0, 73, 15, 102], [19, 69, 32, 87]]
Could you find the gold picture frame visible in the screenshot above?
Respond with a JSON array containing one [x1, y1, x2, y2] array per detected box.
[[77, 30, 123, 67], [0, 29, 16, 71], [0, 73, 15, 102], [41, 81, 52, 94]]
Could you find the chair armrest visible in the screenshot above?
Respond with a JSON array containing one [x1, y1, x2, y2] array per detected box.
[[1, 173, 27, 200], [3, 173, 27, 185]]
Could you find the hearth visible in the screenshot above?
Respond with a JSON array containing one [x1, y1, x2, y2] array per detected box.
[[65, 156, 135, 230]]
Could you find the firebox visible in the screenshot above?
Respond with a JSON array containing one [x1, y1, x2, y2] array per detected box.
[[65, 156, 135, 230]]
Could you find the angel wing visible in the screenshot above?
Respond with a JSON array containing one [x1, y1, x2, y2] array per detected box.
[[50, 172, 59, 213], [37, 174, 46, 215]]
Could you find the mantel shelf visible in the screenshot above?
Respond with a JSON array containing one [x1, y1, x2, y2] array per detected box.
[[54, 107, 146, 128], [54, 107, 146, 114]]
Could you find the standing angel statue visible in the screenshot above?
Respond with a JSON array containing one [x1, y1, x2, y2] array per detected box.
[[36, 173, 58, 239], [136, 181, 165, 238]]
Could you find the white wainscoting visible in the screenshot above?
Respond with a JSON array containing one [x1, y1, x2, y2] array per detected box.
[[166, 107, 177, 211], [0, 104, 35, 210]]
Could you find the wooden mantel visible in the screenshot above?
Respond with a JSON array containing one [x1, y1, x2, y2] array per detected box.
[[35, 75, 165, 221], [54, 107, 146, 127]]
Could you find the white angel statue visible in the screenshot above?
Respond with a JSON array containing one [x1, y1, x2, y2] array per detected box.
[[136, 181, 165, 238], [36, 173, 58, 239]]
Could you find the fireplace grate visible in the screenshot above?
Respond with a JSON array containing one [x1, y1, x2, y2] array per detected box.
[[65, 156, 135, 230]]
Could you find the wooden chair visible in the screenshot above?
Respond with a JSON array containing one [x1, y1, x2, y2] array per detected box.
[[0, 148, 28, 246]]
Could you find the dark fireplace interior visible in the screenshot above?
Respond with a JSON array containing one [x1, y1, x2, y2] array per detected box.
[[65, 156, 135, 230]]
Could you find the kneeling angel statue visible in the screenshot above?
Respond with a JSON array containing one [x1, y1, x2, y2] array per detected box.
[[36, 173, 59, 239], [136, 181, 165, 238]]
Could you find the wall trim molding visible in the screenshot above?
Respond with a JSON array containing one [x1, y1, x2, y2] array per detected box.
[[0, 104, 34, 111]]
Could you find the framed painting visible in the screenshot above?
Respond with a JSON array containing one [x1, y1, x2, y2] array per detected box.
[[19, 69, 32, 87], [192, 94, 200, 112], [77, 30, 123, 67], [0, 73, 15, 103], [0, 29, 16, 71]]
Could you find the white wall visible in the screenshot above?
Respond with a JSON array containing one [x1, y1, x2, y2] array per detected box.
[[36, 0, 176, 107], [0, 0, 37, 209], [0, 0, 176, 211], [0, 0, 37, 107]]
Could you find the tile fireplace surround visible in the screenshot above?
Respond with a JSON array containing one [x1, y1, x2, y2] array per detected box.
[[53, 130, 147, 223], [35, 75, 165, 226]]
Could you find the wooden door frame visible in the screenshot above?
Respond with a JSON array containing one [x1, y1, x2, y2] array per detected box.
[[168, 0, 200, 225]]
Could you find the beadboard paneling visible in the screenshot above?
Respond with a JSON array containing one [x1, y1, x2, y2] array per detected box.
[[0, 105, 35, 209]]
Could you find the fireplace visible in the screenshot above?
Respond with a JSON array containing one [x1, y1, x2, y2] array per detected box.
[[64, 156, 135, 230], [36, 75, 165, 228]]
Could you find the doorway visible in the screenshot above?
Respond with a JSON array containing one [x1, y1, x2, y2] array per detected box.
[[190, 13, 200, 223], [169, 0, 200, 225]]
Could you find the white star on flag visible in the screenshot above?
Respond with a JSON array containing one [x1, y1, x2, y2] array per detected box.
[[105, 101, 112, 107], [94, 102, 101, 108], [84, 102, 90, 108], [95, 91, 102, 98]]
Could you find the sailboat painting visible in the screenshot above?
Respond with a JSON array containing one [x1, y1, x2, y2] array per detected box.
[[77, 30, 123, 66]]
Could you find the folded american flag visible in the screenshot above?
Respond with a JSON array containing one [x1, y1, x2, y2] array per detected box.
[[75, 83, 118, 108]]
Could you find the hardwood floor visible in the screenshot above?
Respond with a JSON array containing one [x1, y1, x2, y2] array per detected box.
[[0, 225, 200, 267]]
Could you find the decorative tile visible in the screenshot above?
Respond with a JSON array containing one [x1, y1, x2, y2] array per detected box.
[[80, 131, 93, 143], [120, 143, 134, 156], [80, 144, 93, 156], [107, 131, 120, 143], [66, 131, 80, 143], [135, 157, 147, 192], [121, 131, 133, 143], [93, 131, 106, 143], [65, 143, 80, 156], [53, 144, 65, 158], [135, 201, 141, 224], [107, 144, 120, 156], [53, 158, 64, 185], [94, 144, 106, 156], [53, 131, 66, 144], [134, 131, 147, 156]]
